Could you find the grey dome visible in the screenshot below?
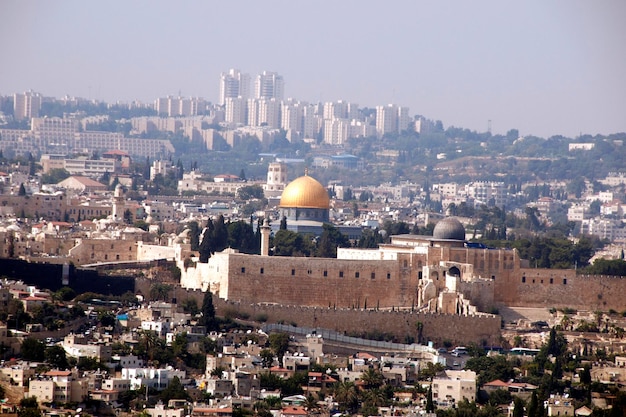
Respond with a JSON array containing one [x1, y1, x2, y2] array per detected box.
[[433, 217, 466, 241]]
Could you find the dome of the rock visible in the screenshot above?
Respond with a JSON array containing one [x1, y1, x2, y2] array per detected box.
[[279, 174, 330, 209]]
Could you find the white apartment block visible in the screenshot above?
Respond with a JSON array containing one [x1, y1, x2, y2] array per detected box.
[[326, 100, 359, 120], [567, 204, 590, 222], [29, 370, 89, 404], [281, 100, 305, 133], [349, 119, 376, 138], [585, 191, 614, 204], [62, 157, 118, 177], [433, 183, 459, 198], [247, 98, 280, 128], [144, 201, 175, 221], [302, 112, 322, 139], [150, 159, 173, 180], [14, 91, 42, 121], [432, 370, 476, 406], [254, 71, 284, 100], [580, 219, 626, 242], [602, 172, 626, 187], [121, 367, 186, 390], [155, 96, 206, 117], [465, 181, 507, 208], [219, 68, 251, 105], [375, 104, 410, 137], [225, 97, 248, 125], [323, 118, 349, 145]]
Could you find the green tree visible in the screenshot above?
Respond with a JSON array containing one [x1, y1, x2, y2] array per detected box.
[[21, 338, 45, 362], [199, 219, 215, 263], [272, 229, 313, 256], [237, 184, 264, 200], [41, 168, 70, 184], [425, 384, 435, 412], [227, 220, 258, 254], [45, 345, 69, 369], [187, 220, 201, 251], [160, 376, 189, 402], [18, 396, 41, 417], [149, 283, 173, 302], [512, 397, 525, 417], [360, 368, 384, 389], [268, 332, 290, 361], [18, 183, 26, 196], [212, 215, 229, 252], [199, 292, 218, 332], [334, 381, 359, 414], [315, 223, 351, 258]]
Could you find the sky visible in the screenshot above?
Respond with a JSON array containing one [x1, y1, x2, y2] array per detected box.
[[1, 0, 625, 138]]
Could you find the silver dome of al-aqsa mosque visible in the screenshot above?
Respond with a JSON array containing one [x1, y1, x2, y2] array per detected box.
[[433, 217, 466, 241]]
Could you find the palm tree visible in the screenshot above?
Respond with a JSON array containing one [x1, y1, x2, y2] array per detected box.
[[362, 388, 387, 408], [149, 283, 172, 301], [303, 394, 321, 415], [360, 368, 384, 390], [333, 381, 359, 414]]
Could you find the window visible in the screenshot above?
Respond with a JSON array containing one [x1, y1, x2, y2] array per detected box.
[[291, 269, 295, 276], [323, 270, 328, 277], [387, 273, 391, 279], [241, 267, 245, 273], [339, 271, 344, 278], [355, 272, 360, 278], [260, 268, 264, 274], [371, 272, 375, 279], [563, 278, 567, 285], [550, 278, 553, 284], [522, 276, 526, 283]]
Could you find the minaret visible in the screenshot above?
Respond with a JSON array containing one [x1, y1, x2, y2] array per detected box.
[[113, 183, 125, 220], [260, 218, 271, 256]]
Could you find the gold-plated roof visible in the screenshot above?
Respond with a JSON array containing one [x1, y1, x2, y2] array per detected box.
[[279, 174, 330, 209]]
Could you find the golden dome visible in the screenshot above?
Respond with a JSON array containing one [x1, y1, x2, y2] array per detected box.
[[279, 174, 330, 209]]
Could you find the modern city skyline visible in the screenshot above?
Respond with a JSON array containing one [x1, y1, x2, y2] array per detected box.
[[1, 0, 625, 138]]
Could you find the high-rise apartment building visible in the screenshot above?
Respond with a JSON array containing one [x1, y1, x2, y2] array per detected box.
[[218, 69, 250, 106], [14, 91, 42, 121], [224, 97, 247, 125], [247, 98, 280, 129], [281, 99, 305, 133], [155, 96, 205, 117], [254, 71, 284, 100], [375, 104, 410, 137]]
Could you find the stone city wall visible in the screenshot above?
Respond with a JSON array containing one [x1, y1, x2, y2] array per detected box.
[[214, 298, 502, 346], [154, 285, 501, 346], [224, 253, 418, 309], [498, 270, 626, 311]]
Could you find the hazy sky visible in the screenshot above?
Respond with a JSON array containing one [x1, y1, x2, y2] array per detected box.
[[1, 1, 625, 138]]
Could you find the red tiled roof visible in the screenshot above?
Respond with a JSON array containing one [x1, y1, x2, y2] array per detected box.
[[45, 370, 71, 376], [484, 379, 508, 387], [282, 406, 308, 416]]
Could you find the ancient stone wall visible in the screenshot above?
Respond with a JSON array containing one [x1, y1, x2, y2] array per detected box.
[[497, 269, 626, 311], [224, 253, 418, 309], [214, 298, 501, 346]]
